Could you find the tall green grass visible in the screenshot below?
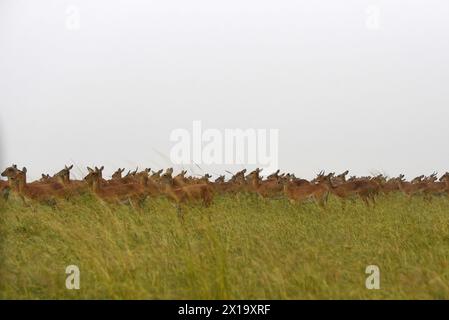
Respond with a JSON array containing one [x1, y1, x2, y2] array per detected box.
[[1, 193, 449, 299]]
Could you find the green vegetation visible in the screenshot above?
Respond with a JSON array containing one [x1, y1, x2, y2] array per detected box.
[[1, 193, 449, 299]]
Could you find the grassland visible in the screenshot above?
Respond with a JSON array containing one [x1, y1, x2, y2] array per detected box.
[[1, 193, 449, 299]]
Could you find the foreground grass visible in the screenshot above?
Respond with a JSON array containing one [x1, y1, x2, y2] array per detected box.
[[0, 193, 449, 299]]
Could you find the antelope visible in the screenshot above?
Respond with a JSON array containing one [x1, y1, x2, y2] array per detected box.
[[439, 172, 449, 194], [111, 168, 126, 180], [212, 175, 228, 194], [212, 175, 240, 195], [122, 167, 139, 183], [397, 174, 428, 198], [417, 173, 447, 198], [48, 165, 87, 197], [134, 168, 151, 185], [283, 172, 330, 207], [288, 175, 310, 187], [134, 168, 161, 196], [411, 175, 425, 184], [39, 174, 52, 183], [196, 173, 212, 185], [173, 170, 188, 187], [247, 168, 283, 198], [422, 180, 447, 198], [267, 170, 280, 180], [324, 173, 380, 206], [439, 172, 449, 184], [84, 166, 148, 207], [424, 172, 438, 183], [160, 170, 213, 216], [53, 165, 74, 184], [1, 165, 66, 204], [332, 170, 349, 186], [151, 169, 164, 182], [107, 167, 140, 186], [0, 179, 9, 200], [230, 169, 247, 185], [380, 176, 401, 194]]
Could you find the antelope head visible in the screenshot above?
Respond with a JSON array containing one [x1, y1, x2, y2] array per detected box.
[[84, 166, 104, 186], [54, 164, 73, 184], [112, 168, 125, 179]]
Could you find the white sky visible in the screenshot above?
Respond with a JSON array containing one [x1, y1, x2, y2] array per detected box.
[[1, 0, 449, 181]]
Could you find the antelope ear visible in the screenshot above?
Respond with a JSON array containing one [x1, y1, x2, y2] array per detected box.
[[87, 167, 94, 173], [99, 166, 104, 172], [13, 164, 17, 169], [42, 174, 46, 178], [22, 167, 27, 173], [68, 165, 73, 170]]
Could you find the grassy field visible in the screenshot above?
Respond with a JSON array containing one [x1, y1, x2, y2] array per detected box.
[[1, 193, 449, 299]]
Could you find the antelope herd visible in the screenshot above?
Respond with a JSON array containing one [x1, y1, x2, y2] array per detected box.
[[1, 165, 449, 214]]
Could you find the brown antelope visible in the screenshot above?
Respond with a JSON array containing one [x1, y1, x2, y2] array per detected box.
[[107, 167, 140, 186], [411, 175, 425, 184], [212, 175, 228, 194], [49, 165, 88, 197], [196, 173, 212, 184], [0, 178, 9, 200], [211, 175, 241, 195], [1, 165, 67, 204], [288, 174, 310, 187], [324, 173, 380, 206], [417, 173, 447, 198], [39, 174, 52, 182], [283, 172, 330, 207], [267, 170, 281, 180], [84, 166, 148, 207], [422, 180, 447, 198], [424, 172, 438, 183], [111, 168, 126, 180], [439, 173, 449, 194], [123, 167, 139, 182], [332, 170, 349, 186], [397, 174, 428, 198], [134, 168, 151, 185], [134, 168, 161, 196], [160, 170, 213, 216], [53, 165, 74, 184], [230, 169, 247, 185], [439, 172, 449, 183], [247, 168, 283, 198], [151, 169, 164, 182], [379, 176, 401, 194], [173, 170, 188, 187]]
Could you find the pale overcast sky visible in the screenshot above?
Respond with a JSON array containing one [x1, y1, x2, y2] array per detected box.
[[1, 0, 448, 180]]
